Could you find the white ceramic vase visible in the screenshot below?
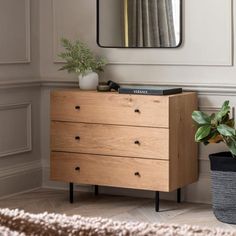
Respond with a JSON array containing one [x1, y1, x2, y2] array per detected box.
[[78, 71, 99, 90]]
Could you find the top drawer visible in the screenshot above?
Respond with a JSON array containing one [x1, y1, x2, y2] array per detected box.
[[51, 90, 169, 127]]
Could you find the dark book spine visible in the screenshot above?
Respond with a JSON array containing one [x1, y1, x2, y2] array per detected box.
[[119, 88, 182, 96], [119, 88, 163, 95]]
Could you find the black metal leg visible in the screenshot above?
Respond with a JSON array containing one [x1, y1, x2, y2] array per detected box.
[[69, 182, 74, 203], [95, 185, 99, 196], [177, 188, 181, 203], [155, 191, 160, 212]]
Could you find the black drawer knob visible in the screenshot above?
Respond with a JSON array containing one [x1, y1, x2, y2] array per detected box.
[[75, 106, 80, 110], [134, 172, 141, 177], [75, 166, 80, 171], [75, 136, 80, 140], [134, 109, 140, 113], [134, 140, 140, 145]]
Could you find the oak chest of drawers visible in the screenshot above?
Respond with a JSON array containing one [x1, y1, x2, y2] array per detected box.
[[50, 90, 198, 210]]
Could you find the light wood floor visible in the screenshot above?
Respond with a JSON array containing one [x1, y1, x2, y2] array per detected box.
[[0, 188, 236, 231]]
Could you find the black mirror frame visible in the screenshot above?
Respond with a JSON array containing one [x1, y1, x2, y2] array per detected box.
[[96, 0, 183, 49]]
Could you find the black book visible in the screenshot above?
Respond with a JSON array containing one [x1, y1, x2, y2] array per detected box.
[[118, 86, 182, 96]]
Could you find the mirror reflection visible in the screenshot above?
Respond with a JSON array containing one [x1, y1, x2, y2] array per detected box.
[[97, 0, 182, 48]]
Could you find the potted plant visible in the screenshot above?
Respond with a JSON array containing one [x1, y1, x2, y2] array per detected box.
[[58, 38, 107, 90], [192, 101, 236, 224]]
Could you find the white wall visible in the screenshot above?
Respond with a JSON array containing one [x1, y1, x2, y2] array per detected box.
[[0, 0, 40, 81], [0, 0, 41, 198], [39, 0, 236, 204], [1, 0, 236, 203]]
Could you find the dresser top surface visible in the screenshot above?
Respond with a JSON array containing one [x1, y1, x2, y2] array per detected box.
[[51, 89, 196, 98]]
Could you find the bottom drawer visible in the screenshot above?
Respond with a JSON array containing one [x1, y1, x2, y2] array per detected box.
[[51, 152, 170, 191]]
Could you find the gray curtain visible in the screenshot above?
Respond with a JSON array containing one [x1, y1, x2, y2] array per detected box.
[[127, 0, 176, 47]]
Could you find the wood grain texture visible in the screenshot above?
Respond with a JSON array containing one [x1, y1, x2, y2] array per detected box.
[[51, 90, 169, 128], [51, 122, 169, 160], [50, 90, 198, 193], [51, 152, 170, 191], [169, 92, 198, 191]]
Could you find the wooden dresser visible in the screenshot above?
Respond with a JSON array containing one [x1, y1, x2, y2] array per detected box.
[[50, 90, 198, 211]]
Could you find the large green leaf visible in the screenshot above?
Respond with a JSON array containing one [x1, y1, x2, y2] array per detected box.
[[217, 124, 236, 137], [226, 136, 236, 157], [199, 129, 217, 142], [195, 125, 211, 142], [214, 101, 230, 123], [192, 111, 211, 125]]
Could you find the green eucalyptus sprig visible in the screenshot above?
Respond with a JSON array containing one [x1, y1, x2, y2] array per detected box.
[[192, 101, 236, 156], [58, 38, 107, 76]]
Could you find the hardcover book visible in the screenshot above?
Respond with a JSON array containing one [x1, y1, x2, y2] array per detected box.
[[118, 86, 182, 96]]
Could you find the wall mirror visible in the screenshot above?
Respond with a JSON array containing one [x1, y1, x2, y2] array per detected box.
[[97, 0, 182, 48]]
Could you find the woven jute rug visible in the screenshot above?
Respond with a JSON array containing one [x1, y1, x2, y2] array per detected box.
[[0, 208, 235, 236]]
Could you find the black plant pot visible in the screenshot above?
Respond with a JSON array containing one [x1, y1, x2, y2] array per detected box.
[[209, 152, 236, 224]]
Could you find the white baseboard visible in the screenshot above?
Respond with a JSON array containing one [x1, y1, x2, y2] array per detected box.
[[0, 161, 42, 198], [0, 160, 41, 178], [0, 187, 41, 201]]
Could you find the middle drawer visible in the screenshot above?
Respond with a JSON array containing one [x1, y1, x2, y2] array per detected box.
[[51, 121, 169, 160]]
